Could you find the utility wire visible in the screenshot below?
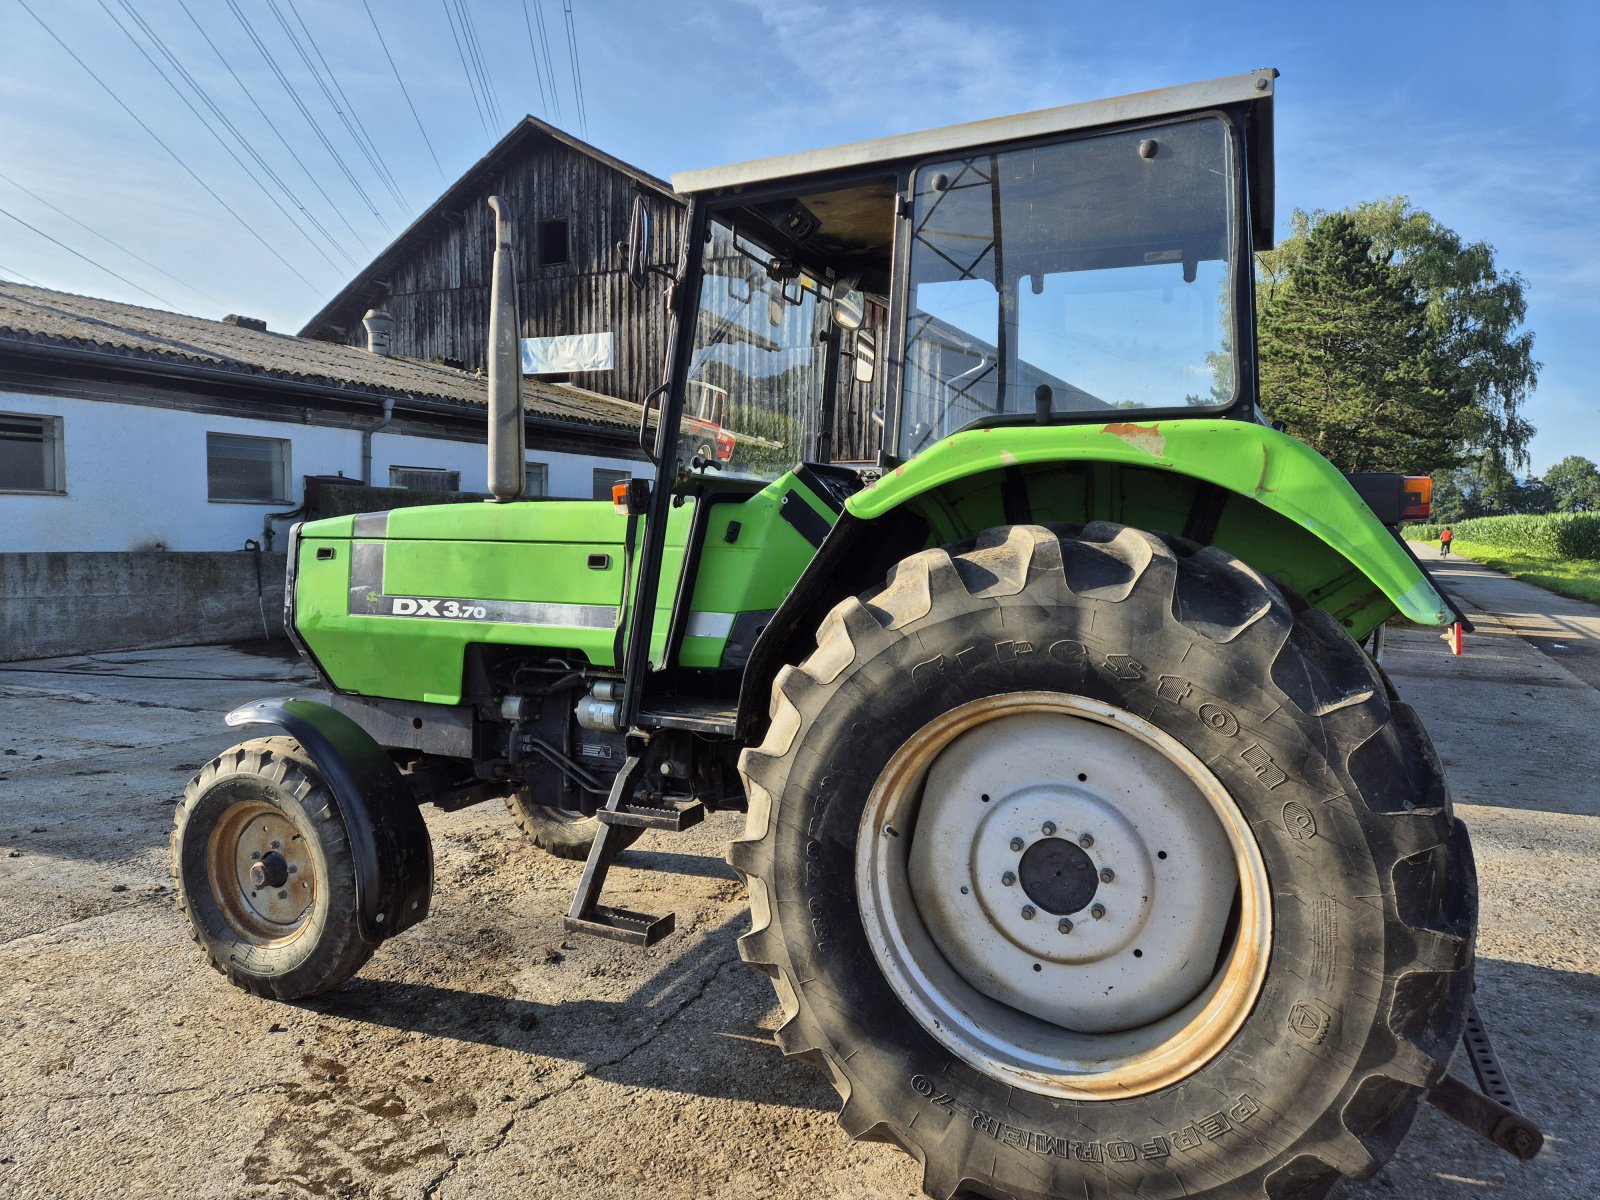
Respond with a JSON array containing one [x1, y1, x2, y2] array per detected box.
[[178, 0, 372, 252], [361, 0, 446, 184], [518, 0, 552, 119], [0, 203, 183, 309], [227, 0, 392, 234], [455, 0, 500, 129], [441, 0, 491, 140], [531, 0, 562, 123], [0, 169, 227, 308], [104, 0, 355, 273], [562, 0, 587, 136], [15, 0, 319, 293], [0, 263, 46, 287], [280, 0, 409, 211]]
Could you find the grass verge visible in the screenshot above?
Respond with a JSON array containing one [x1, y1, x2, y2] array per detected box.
[[1406, 537, 1600, 604]]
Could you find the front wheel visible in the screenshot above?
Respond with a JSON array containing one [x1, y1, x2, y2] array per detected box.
[[731, 523, 1475, 1200], [173, 736, 373, 999]]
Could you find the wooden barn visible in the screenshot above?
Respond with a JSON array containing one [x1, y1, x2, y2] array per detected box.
[[299, 118, 683, 409]]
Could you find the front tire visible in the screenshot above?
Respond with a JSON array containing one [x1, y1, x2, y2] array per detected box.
[[173, 736, 373, 1000], [731, 523, 1475, 1200]]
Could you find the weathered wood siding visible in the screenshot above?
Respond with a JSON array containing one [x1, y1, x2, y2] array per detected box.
[[338, 138, 682, 405]]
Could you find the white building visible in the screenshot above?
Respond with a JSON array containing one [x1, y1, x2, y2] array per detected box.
[[0, 283, 646, 554]]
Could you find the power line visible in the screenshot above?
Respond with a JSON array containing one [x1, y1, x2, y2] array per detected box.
[[15, 0, 320, 293], [0, 202, 183, 309], [361, 0, 447, 184], [278, 0, 409, 212], [0, 263, 46, 288], [226, 0, 392, 234], [178, 0, 373, 252], [441, 0, 491, 140], [519, 0, 552, 119], [103, 0, 355, 274], [455, 0, 501, 129], [0, 169, 227, 308], [562, 0, 588, 136], [530, 0, 562, 123]]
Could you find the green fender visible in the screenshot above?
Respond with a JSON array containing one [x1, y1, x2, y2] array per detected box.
[[847, 419, 1453, 629]]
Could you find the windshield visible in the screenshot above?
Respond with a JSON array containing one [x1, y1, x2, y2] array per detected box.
[[676, 218, 828, 481], [900, 116, 1238, 455]]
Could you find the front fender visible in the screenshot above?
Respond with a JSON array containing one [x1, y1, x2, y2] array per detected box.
[[849, 419, 1453, 627], [226, 697, 433, 944]]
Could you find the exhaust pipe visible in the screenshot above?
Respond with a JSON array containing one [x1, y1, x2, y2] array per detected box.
[[486, 195, 526, 502]]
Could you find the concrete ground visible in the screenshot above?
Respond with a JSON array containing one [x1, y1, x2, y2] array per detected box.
[[1, 558, 1597, 1199]]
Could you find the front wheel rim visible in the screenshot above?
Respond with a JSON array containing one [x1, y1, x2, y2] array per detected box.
[[856, 691, 1271, 1100], [206, 799, 316, 943]]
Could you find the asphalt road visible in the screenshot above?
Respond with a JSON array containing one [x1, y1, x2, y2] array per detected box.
[[1, 561, 1597, 1200]]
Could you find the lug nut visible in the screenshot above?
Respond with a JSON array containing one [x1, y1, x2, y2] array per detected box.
[[1058, 918, 1073, 934], [1091, 903, 1106, 920], [1100, 867, 1115, 883], [1021, 906, 1036, 921], [1041, 821, 1056, 836], [1079, 833, 1094, 849], [1001, 871, 1017, 886], [1009, 837, 1025, 852]]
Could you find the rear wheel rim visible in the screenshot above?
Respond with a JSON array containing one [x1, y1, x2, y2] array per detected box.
[[856, 691, 1271, 1100], [206, 799, 316, 944]]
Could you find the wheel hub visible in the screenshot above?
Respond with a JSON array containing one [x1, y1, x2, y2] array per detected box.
[[1017, 836, 1097, 915]]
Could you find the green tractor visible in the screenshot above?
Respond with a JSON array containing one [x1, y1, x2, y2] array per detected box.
[[173, 71, 1534, 1199]]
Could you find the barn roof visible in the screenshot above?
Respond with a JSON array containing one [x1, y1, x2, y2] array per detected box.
[[297, 115, 678, 345], [0, 281, 642, 433]]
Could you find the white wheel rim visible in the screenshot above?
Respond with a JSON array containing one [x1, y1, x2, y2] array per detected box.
[[857, 691, 1271, 1099]]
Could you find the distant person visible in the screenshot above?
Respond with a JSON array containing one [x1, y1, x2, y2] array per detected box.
[[1440, 526, 1453, 557]]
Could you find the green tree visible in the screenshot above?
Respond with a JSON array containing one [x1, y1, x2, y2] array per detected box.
[[1259, 199, 1539, 475], [1541, 455, 1600, 512], [1258, 213, 1458, 471]]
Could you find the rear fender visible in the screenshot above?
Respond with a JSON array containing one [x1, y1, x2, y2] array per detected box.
[[735, 420, 1452, 738], [226, 697, 433, 944]]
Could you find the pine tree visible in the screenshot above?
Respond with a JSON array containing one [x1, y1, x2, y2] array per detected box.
[[1258, 213, 1462, 473]]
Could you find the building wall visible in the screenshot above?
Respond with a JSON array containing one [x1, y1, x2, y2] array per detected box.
[[0, 550, 288, 661], [0, 388, 640, 553], [332, 140, 681, 404]]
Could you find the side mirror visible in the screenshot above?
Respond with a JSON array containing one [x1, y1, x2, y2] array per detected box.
[[854, 329, 877, 383], [833, 287, 865, 330], [625, 192, 650, 291]]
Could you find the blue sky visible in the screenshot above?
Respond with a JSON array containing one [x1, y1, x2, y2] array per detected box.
[[2, 0, 1595, 473]]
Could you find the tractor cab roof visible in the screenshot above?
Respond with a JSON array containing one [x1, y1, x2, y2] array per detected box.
[[672, 69, 1277, 253]]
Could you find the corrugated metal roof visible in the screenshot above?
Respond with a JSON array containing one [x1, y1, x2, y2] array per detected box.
[[0, 281, 643, 432]]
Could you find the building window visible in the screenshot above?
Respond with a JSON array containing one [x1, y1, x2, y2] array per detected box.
[[523, 461, 548, 498], [540, 219, 569, 266], [207, 432, 289, 502], [592, 467, 628, 501], [389, 465, 460, 493], [0, 411, 64, 494]]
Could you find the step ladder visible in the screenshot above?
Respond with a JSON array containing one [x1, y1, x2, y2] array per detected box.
[[563, 754, 704, 946]]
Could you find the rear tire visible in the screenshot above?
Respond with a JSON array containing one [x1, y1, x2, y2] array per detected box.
[[173, 736, 373, 1000], [731, 523, 1475, 1200], [503, 787, 641, 861]]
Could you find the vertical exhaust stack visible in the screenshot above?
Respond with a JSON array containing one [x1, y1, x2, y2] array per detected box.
[[486, 195, 526, 502]]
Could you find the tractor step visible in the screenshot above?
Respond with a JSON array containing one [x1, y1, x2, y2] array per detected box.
[[563, 904, 675, 946], [599, 798, 705, 831], [566, 754, 692, 947]]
